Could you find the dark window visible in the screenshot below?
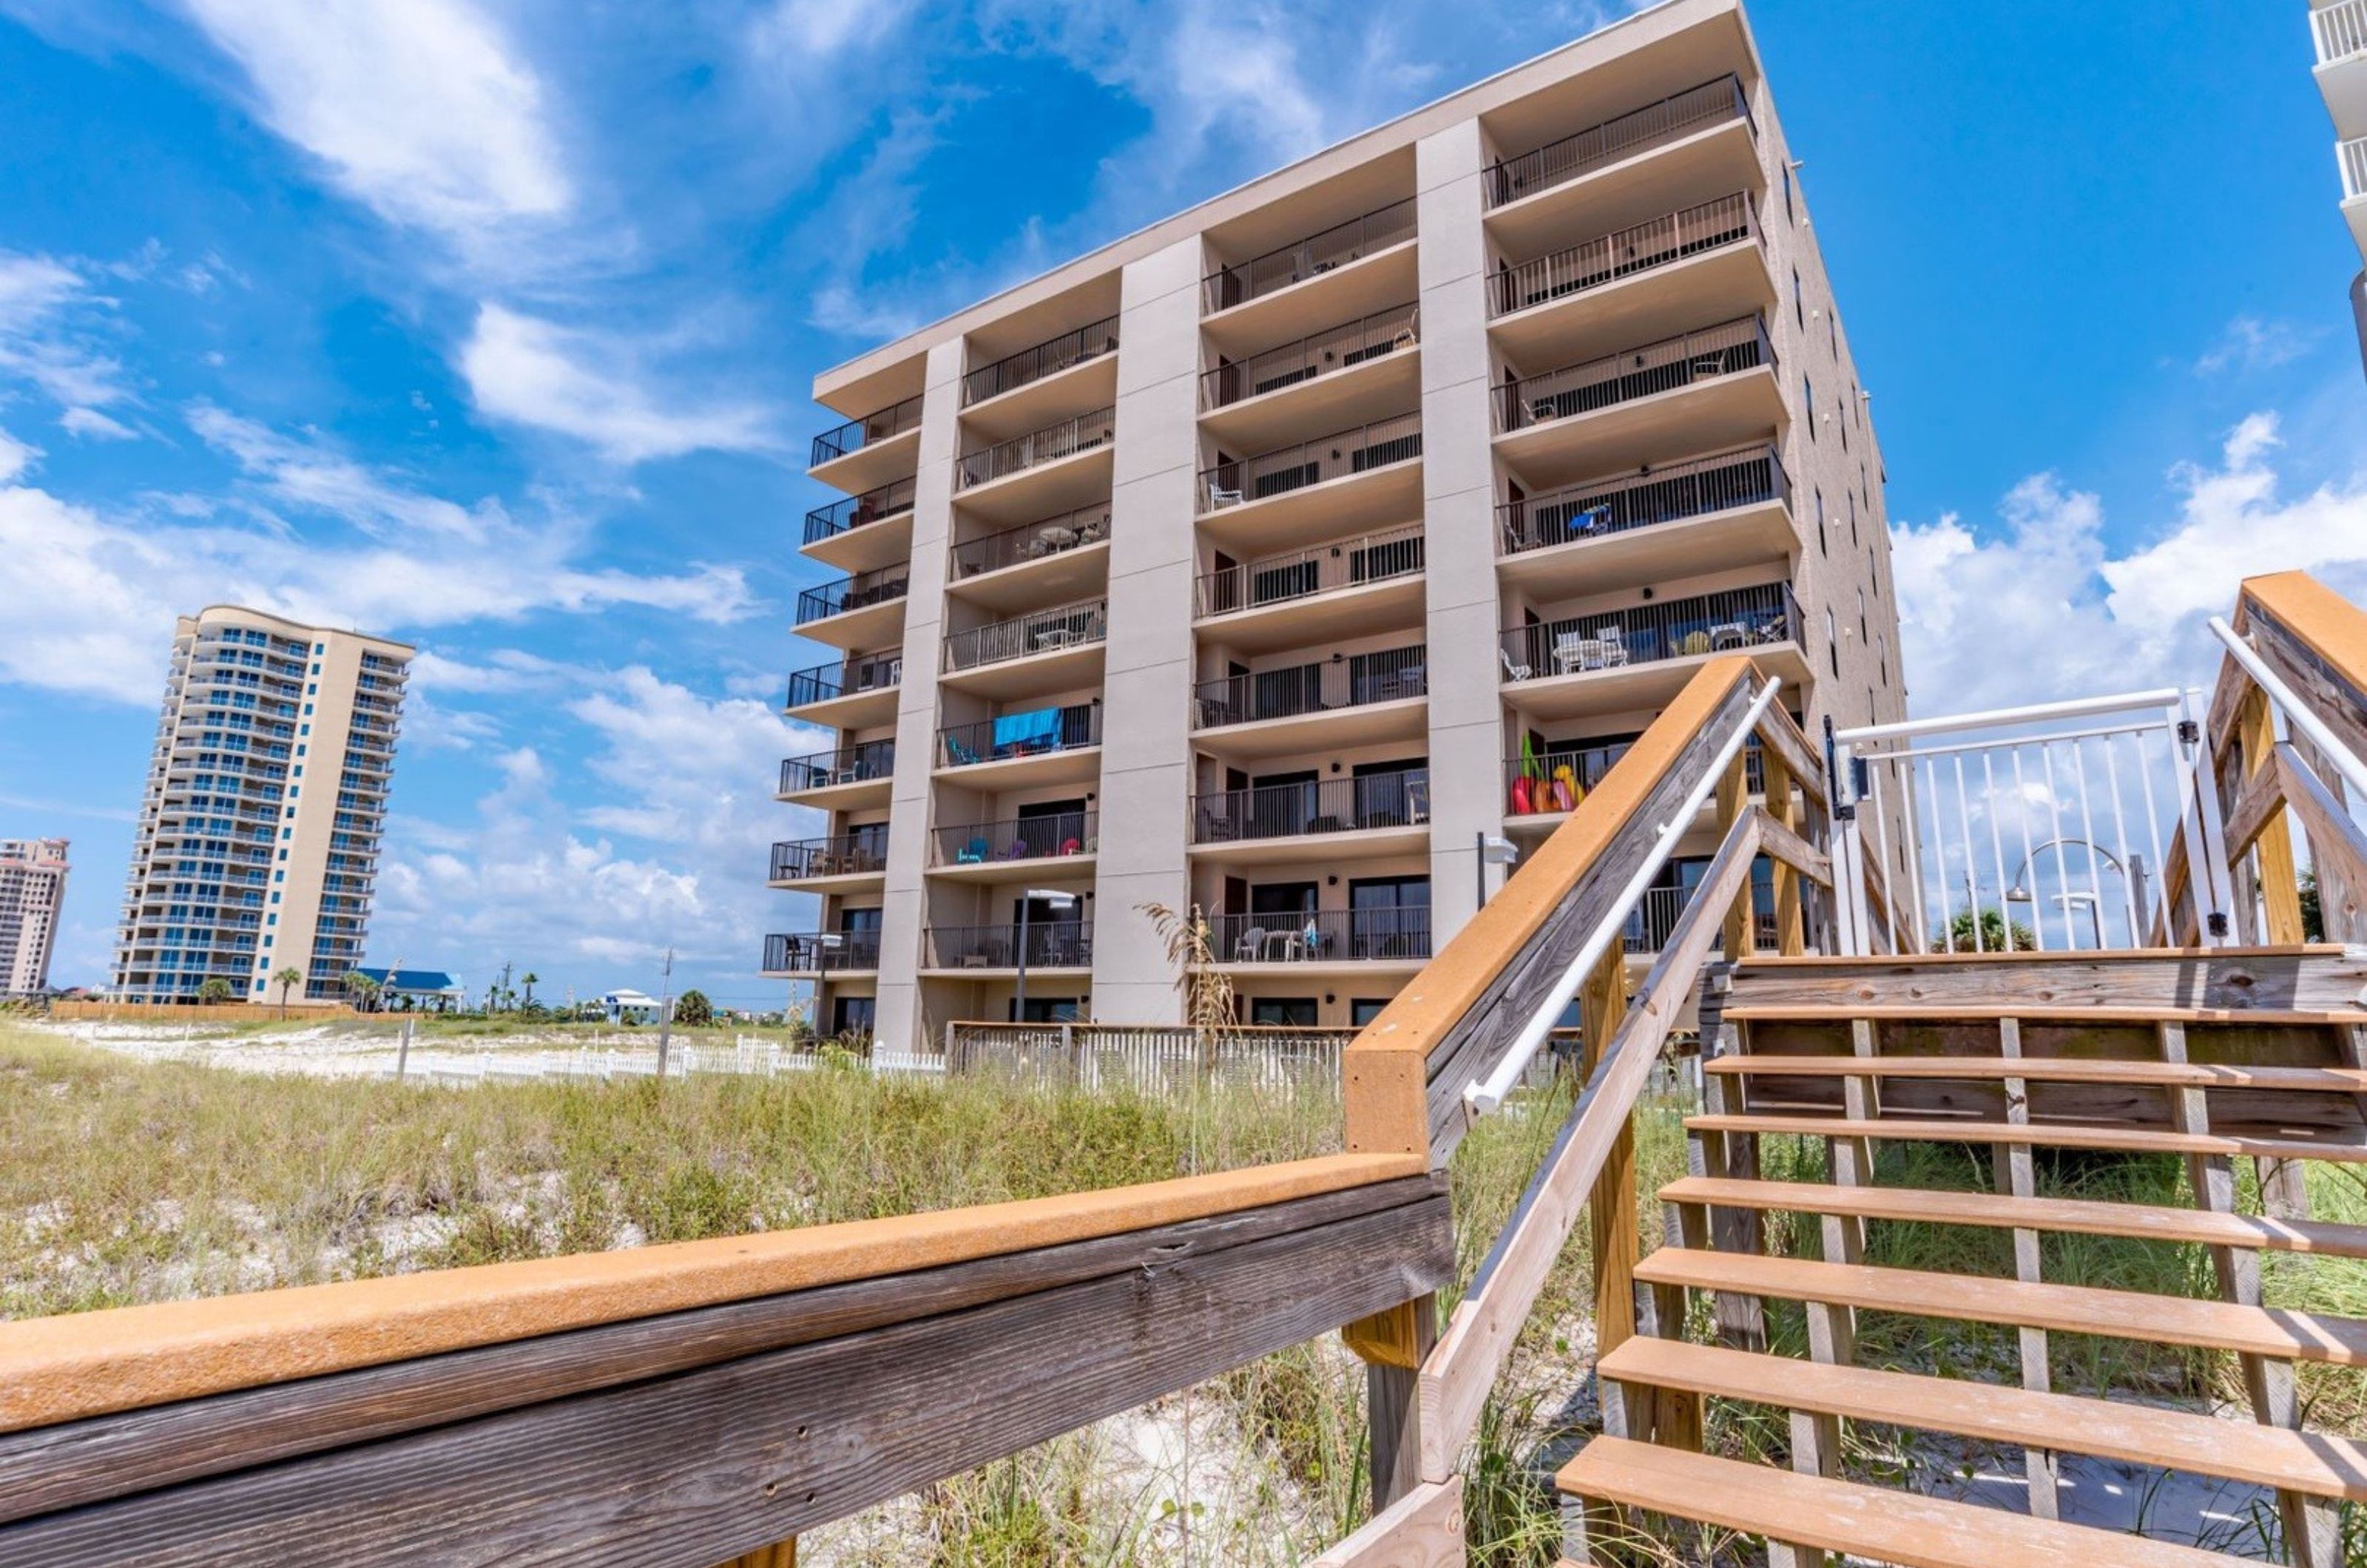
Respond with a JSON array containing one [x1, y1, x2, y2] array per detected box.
[[1792, 267, 1803, 328], [1250, 882, 1319, 917], [1350, 998, 1391, 1027], [830, 996, 876, 1038], [1804, 375, 1815, 441], [1009, 995, 1084, 1022], [1348, 876, 1430, 958], [840, 907, 882, 935], [1251, 997, 1318, 1027]]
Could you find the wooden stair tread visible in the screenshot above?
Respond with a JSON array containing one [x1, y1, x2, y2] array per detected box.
[[1598, 1337, 2367, 1503], [1556, 1436, 2232, 1567], [1706, 1055, 2367, 1091], [1724, 1003, 2363, 1025], [1658, 1175, 2367, 1259], [1686, 1111, 2367, 1164]]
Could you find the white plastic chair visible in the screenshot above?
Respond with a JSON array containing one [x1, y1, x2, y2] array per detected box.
[[1500, 646, 1533, 682]]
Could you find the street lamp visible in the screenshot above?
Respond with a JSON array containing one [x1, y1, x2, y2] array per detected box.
[[1016, 889, 1078, 1021], [2005, 837, 2131, 949], [1476, 832, 1520, 909]]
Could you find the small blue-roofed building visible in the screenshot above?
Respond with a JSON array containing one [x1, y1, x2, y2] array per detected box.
[[349, 967, 466, 1012]]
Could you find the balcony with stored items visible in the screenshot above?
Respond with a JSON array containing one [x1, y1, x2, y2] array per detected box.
[[1488, 191, 1774, 368], [1203, 196, 1419, 351], [1500, 730, 1763, 837], [939, 598, 1107, 700], [1499, 444, 1792, 597], [929, 807, 1097, 883], [802, 476, 916, 573], [1198, 904, 1431, 973], [1482, 75, 1760, 258], [935, 700, 1102, 789], [1196, 411, 1423, 553], [1493, 314, 1780, 487], [1192, 524, 1425, 651], [921, 918, 1093, 976], [1198, 303, 1421, 448], [761, 929, 882, 977], [961, 315, 1120, 439], [808, 392, 923, 496], [767, 828, 890, 893], [1499, 578, 1804, 718], [793, 563, 910, 648], [946, 501, 1111, 614], [1191, 641, 1427, 756], [955, 407, 1116, 524], [784, 651, 902, 729], [1189, 762, 1430, 866], [777, 739, 897, 809]]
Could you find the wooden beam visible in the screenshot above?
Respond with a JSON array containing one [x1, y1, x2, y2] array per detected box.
[[2239, 573, 2367, 766], [1751, 805, 1831, 888], [2238, 688, 2308, 944], [1363, 1294, 1438, 1513], [1753, 703, 1827, 811], [2275, 742, 2367, 944], [1581, 938, 1637, 1359], [1721, 948, 2367, 1014], [717, 1543, 794, 1568], [1310, 1478, 1463, 1567], [1761, 748, 1806, 956], [1715, 756, 1752, 959], [0, 1189, 1455, 1567]]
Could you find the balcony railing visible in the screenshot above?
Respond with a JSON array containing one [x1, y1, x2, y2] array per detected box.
[[2316, 0, 2367, 64], [794, 564, 911, 626], [1504, 739, 1760, 815], [803, 477, 917, 547], [1486, 76, 1752, 209], [943, 598, 1107, 672], [926, 921, 1093, 970], [1499, 444, 1789, 557], [786, 652, 902, 709], [1622, 882, 1775, 954], [950, 502, 1112, 580], [1203, 908, 1431, 964], [1192, 643, 1426, 729], [2345, 135, 2367, 201], [934, 810, 1097, 865], [1488, 192, 1759, 318], [956, 407, 1116, 490], [1198, 412, 1422, 514], [810, 394, 925, 467], [1196, 524, 1425, 618], [938, 702, 1102, 768], [1204, 199, 1418, 311], [1201, 304, 1420, 409], [770, 829, 890, 882], [963, 317, 1121, 406], [1499, 581, 1800, 679], [1191, 768, 1428, 845], [780, 740, 896, 793], [763, 930, 882, 973], [1497, 316, 1772, 433]]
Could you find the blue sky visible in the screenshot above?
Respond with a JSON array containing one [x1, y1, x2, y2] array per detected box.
[[1, 0, 2362, 1004]]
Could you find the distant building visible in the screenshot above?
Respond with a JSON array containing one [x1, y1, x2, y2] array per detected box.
[[348, 966, 465, 1011], [601, 989, 664, 1024], [0, 838, 69, 994], [2310, 1, 2367, 376], [110, 606, 413, 1005]]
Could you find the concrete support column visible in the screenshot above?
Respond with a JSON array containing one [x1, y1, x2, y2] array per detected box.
[[1087, 235, 1203, 1024], [873, 338, 965, 1052], [1413, 120, 1506, 942]]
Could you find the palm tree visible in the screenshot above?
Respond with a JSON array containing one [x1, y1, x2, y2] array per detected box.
[[272, 966, 303, 1018], [520, 972, 539, 1008], [197, 977, 233, 1006], [342, 970, 382, 1013]]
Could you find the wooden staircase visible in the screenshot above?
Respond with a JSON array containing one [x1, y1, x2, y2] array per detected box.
[[1557, 947, 2367, 1567]]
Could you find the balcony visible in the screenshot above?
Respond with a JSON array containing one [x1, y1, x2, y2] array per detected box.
[[784, 652, 902, 727], [936, 702, 1103, 788], [2317, 0, 2367, 78], [948, 501, 1112, 612], [1189, 768, 1430, 864], [2346, 137, 2367, 221], [923, 921, 1093, 973], [762, 930, 882, 976], [778, 740, 897, 808], [1194, 524, 1425, 650], [955, 407, 1116, 523], [931, 811, 1098, 880], [1499, 581, 1805, 717], [1504, 737, 1765, 831], [1488, 193, 1772, 368], [1199, 304, 1422, 448], [1495, 316, 1779, 486], [962, 317, 1120, 433], [769, 829, 890, 890], [793, 564, 910, 647], [1203, 199, 1419, 346], [1499, 444, 1791, 595], [809, 393, 924, 494], [1197, 412, 1423, 552], [1484, 76, 1759, 258], [803, 476, 916, 572], [1192, 643, 1426, 755], [941, 598, 1107, 700], [1201, 908, 1431, 969]]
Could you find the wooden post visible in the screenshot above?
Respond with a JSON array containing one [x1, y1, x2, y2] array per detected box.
[[1763, 748, 1804, 956], [1580, 940, 1636, 1357], [1343, 1294, 1437, 1513], [2238, 689, 2306, 943], [1993, 1019, 2060, 1519], [716, 1538, 794, 1568], [1715, 757, 1752, 959]]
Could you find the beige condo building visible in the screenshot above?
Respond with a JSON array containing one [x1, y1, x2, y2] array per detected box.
[[111, 606, 411, 1004], [0, 838, 70, 995], [767, 0, 1906, 1048]]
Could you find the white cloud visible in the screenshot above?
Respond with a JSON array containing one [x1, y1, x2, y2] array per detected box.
[[2195, 314, 2319, 377], [0, 426, 38, 483], [749, 0, 916, 61], [459, 304, 779, 464], [0, 250, 135, 417], [1894, 412, 2367, 718], [58, 406, 138, 441]]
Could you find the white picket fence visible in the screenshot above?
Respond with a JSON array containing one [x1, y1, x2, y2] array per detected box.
[[407, 1035, 946, 1086]]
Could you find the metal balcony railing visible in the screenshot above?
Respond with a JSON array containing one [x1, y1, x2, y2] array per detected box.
[[1499, 582, 1800, 679], [786, 652, 902, 709], [937, 702, 1102, 768], [1486, 76, 1752, 209], [963, 317, 1121, 406], [1203, 908, 1431, 964], [1191, 768, 1428, 845], [1200, 304, 1420, 409], [956, 408, 1116, 490], [770, 829, 890, 882], [780, 740, 896, 794], [1192, 643, 1427, 729], [950, 502, 1112, 580], [2345, 135, 2367, 201], [2316, 0, 2367, 64], [794, 564, 910, 626], [1198, 411, 1422, 513], [1488, 192, 1759, 318], [934, 810, 1097, 866], [1204, 198, 1419, 311], [1502, 739, 1762, 816], [925, 921, 1093, 970], [1196, 524, 1424, 618], [1497, 316, 1773, 432], [803, 476, 917, 547], [810, 394, 925, 468], [763, 930, 883, 973], [1499, 444, 1789, 557], [943, 599, 1107, 672]]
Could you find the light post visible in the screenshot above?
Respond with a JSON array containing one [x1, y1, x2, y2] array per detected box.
[[1475, 832, 1520, 910], [1016, 890, 1078, 1021], [2006, 837, 2128, 949]]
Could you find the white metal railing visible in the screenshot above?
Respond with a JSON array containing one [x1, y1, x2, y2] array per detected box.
[[2342, 135, 2367, 201], [2315, 0, 2367, 65]]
